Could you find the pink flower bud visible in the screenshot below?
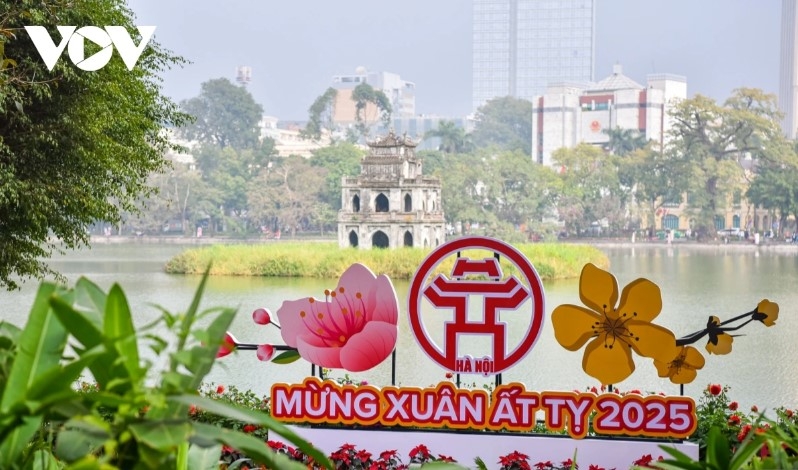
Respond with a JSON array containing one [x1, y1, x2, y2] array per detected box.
[[257, 344, 275, 362], [253, 308, 272, 325]]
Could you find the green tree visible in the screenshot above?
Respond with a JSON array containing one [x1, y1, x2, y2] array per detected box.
[[0, 0, 189, 289], [424, 120, 472, 154], [666, 88, 785, 237], [309, 142, 364, 210], [471, 96, 534, 154], [553, 144, 624, 236], [746, 140, 798, 232], [179, 78, 264, 149], [351, 82, 391, 138], [302, 87, 338, 141], [603, 127, 648, 156], [247, 156, 328, 237]]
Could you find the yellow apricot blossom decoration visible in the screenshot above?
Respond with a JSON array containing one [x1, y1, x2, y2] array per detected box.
[[552, 263, 679, 385], [654, 346, 705, 384], [754, 299, 778, 327], [705, 316, 734, 355]]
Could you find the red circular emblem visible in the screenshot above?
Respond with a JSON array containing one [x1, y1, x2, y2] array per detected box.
[[407, 237, 545, 375], [590, 120, 601, 132]]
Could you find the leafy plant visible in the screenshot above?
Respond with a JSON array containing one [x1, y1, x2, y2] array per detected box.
[[0, 273, 332, 469]]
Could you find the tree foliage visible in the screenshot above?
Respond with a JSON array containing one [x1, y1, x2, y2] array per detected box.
[[178, 78, 263, 149], [0, 0, 190, 289], [302, 87, 337, 141], [351, 82, 391, 138], [424, 120, 473, 154], [471, 96, 534, 154], [664, 88, 786, 235], [309, 142, 364, 210]]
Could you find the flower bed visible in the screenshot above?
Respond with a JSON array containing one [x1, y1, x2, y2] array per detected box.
[[156, 379, 798, 469]]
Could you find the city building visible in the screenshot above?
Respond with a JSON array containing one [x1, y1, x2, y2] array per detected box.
[[531, 64, 687, 165], [472, 0, 595, 110], [331, 67, 416, 125], [337, 131, 445, 249], [259, 116, 330, 158], [780, 0, 798, 139]]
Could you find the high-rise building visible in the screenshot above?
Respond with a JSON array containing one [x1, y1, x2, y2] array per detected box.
[[472, 0, 595, 111], [330, 68, 416, 124], [780, 0, 798, 139]]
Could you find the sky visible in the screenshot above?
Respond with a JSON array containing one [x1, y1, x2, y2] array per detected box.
[[127, 0, 782, 121]]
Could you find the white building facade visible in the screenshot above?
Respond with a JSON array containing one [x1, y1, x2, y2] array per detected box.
[[472, 0, 595, 110], [780, 0, 798, 139], [531, 65, 686, 165], [331, 68, 416, 121]]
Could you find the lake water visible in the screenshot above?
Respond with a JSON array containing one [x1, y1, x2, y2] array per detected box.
[[2, 242, 796, 413]]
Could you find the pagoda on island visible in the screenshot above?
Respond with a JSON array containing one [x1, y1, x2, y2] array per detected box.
[[337, 131, 446, 249]]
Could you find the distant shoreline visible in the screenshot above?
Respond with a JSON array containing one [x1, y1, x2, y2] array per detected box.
[[89, 235, 798, 253]]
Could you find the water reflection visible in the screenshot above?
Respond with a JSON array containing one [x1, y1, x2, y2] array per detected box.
[[1, 243, 796, 411]]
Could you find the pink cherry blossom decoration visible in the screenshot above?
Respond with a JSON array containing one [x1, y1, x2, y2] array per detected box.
[[253, 307, 272, 325], [276, 263, 399, 372], [216, 332, 238, 358], [257, 344, 275, 362]]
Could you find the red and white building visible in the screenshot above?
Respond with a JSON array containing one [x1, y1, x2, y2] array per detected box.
[[531, 64, 686, 165]]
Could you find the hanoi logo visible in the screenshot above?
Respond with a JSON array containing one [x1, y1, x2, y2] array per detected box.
[[408, 237, 546, 376], [24, 26, 156, 71]]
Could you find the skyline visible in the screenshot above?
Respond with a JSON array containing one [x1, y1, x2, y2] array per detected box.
[[128, 1, 781, 121]]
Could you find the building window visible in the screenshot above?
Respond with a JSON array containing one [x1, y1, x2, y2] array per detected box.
[[733, 215, 741, 229], [348, 230, 359, 248], [714, 215, 726, 230], [404, 193, 412, 212], [352, 194, 360, 213], [403, 231, 413, 247], [662, 214, 679, 230], [375, 193, 389, 212], [372, 231, 389, 249]]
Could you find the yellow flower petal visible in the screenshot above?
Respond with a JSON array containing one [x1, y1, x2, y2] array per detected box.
[[617, 278, 662, 322], [671, 366, 698, 385], [653, 358, 671, 378], [757, 299, 779, 327], [579, 263, 619, 318], [627, 321, 678, 363], [706, 333, 733, 355], [582, 336, 635, 385], [683, 346, 705, 369], [552, 304, 602, 351]]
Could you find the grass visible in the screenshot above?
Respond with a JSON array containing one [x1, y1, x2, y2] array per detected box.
[[164, 242, 608, 281]]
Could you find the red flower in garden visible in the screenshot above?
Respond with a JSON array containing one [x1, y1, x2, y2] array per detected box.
[[561, 458, 577, 468], [709, 384, 722, 396], [438, 454, 455, 462], [409, 444, 431, 461], [216, 385, 225, 394], [445, 372, 454, 379], [356, 449, 372, 462], [633, 454, 653, 467], [590, 386, 598, 394], [787, 409, 794, 418], [188, 404, 197, 416], [738, 424, 753, 442], [379, 450, 397, 461], [589, 465, 606, 470], [751, 405, 759, 412], [534, 461, 553, 470], [267, 441, 286, 451], [242, 424, 257, 433], [276, 263, 399, 372], [729, 401, 739, 411], [729, 415, 741, 425]]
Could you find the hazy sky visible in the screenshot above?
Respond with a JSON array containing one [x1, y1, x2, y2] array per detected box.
[[127, 0, 781, 121]]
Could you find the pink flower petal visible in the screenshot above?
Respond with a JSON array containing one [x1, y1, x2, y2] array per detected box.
[[340, 321, 398, 372], [365, 274, 399, 325], [252, 308, 272, 325], [257, 344, 275, 362], [296, 335, 343, 369], [277, 298, 316, 348]]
